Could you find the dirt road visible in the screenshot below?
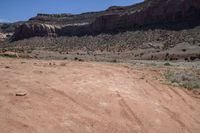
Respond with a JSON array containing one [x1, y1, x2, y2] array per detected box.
[[0, 58, 200, 133]]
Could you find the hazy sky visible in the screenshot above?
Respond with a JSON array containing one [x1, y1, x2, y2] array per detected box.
[[0, 0, 143, 22]]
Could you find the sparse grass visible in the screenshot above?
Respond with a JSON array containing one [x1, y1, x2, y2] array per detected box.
[[0, 54, 17, 58], [164, 70, 200, 89]]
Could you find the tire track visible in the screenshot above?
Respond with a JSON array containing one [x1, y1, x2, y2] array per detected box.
[[169, 87, 200, 124], [148, 81, 173, 99], [169, 87, 196, 111], [150, 83, 200, 124], [116, 91, 147, 133], [51, 88, 95, 113], [161, 106, 192, 133]]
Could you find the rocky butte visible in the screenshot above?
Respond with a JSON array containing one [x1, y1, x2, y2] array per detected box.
[[12, 0, 200, 41]]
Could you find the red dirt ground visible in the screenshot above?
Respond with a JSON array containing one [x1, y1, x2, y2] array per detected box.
[[0, 58, 200, 133]]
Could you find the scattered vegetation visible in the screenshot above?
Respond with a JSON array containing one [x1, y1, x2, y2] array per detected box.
[[74, 57, 84, 62], [0, 26, 199, 61], [110, 59, 118, 63], [164, 62, 171, 66], [1, 27, 200, 53], [74, 57, 78, 60], [0, 53, 17, 58], [164, 70, 200, 89], [78, 58, 84, 62], [182, 49, 187, 52]]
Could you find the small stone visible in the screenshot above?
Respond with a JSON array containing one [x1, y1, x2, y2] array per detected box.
[[5, 66, 11, 69], [16, 90, 27, 96]]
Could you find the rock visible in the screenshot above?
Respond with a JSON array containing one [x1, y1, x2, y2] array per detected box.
[[4, 66, 11, 69], [0, 33, 6, 41], [16, 90, 27, 96], [12, 0, 200, 40], [0, 33, 5, 38], [12, 23, 61, 40], [91, 0, 200, 33]]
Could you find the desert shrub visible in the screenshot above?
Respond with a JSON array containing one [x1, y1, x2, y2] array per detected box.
[[164, 70, 200, 89], [182, 49, 187, 52], [190, 56, 197, 61], [19, 54, 31, 58], [110, 59, 118, 63], [0, 53, 17, 58], [163, 41, 172, 50], [2, 27, 194, 53], [74, 57, 78, 60], [164, 62, 171, 66], [27, 50, 32, 54], [78, 59, 84, 62]]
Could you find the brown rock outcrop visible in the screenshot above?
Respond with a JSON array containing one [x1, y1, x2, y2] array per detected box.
[[13, 23, 61, 40], [0, 33, 6, 42], [12, 0, 200, 41], [91, 0, 200, 33]]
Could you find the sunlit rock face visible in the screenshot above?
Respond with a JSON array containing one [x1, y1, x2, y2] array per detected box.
[[13, 23, 61, 40], [13, 0, 200, 40], [0, 32, 7, 42]]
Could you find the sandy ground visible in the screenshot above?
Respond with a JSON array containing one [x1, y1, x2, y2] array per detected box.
[[0, 58, 200, 133]]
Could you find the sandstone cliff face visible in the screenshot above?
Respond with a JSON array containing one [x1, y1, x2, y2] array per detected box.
[[0, 32, 12, 42], [90, 0, 200, 33], [12, 0, 200, 41], [0, 33, 5, 41], [13, 23, 61, 41]]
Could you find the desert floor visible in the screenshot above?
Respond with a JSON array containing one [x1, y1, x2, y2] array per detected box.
[[0, 58, 200, 133]]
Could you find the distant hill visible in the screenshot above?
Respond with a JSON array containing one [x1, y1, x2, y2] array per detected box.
[[1, 0, 200, 61]]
